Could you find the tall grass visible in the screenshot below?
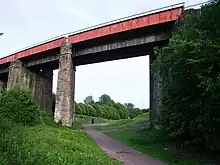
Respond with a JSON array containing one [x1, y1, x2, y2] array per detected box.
[[0, 88, 121, 165]]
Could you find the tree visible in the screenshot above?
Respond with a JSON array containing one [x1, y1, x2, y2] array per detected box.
[[84, 96, 94, 104], [78, 103, 86, 115], [153, 1, 220, 150], [75, 94, 146, 120], [113, 102, 128, 119], [124, 103, 135, 110], [75, 102, 82, 115], [99, 94, 112, 105], [91, 104, 104, 117], [85, 104, 96, 117]]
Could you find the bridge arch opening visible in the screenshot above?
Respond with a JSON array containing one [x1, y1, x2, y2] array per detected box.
[[52, 55, 150, 123], [53, 55, 149, 107]]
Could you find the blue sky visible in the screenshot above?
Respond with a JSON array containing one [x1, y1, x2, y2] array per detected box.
[[0, 0, 204, 108]]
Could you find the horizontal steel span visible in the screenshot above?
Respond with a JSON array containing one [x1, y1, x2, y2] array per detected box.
[[0, 3, 184, 65]]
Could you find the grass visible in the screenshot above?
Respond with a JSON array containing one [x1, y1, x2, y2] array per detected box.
[[0, 116, 121, 165], [75, 114, 114, 126], [105, 128, 200, 165], [96, 113, 200, 165], [95, 113, 149, 130]]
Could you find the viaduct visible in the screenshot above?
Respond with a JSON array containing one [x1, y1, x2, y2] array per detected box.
[[0, 3, 185, 126]]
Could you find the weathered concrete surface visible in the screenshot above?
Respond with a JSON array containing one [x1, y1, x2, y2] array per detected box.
[[0, 80, 5, 90], [7, 60, 24, 89], [149, 55, 161, 126], [7, 59, 53, 111], [55, 43, 75, 127], [76, 32, 168, 56], [38, 70, 53, 111]]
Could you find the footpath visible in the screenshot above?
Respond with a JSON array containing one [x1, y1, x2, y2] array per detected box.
[[85, 126, 166, 165]]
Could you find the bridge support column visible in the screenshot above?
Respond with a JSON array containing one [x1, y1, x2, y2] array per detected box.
[[35, 70, 53, 111], [0, 80, 5, 90], [55, 43, 75, 127], [7, 59, 53, 111], [44, 70, 53, 111], [149, 55, 161, 127], [7, 60, 24, 89]]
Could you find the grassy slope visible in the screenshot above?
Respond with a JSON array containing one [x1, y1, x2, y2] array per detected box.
[[1, 118, 121, 165], [95, 113, 149, 130], [75, 114, 114, 126], [97, 113, 199, 165]]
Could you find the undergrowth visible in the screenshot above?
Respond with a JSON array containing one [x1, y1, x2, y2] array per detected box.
[[0, 88, 121, 165]]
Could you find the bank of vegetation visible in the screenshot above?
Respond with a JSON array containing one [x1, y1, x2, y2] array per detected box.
[[0, 88, 121, 165], [151, 0, 220, 161], [75, 94, 148, 120]]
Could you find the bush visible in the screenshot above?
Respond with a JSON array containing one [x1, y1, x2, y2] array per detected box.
[[153, 1, 220, 150], [75, 102, 82, 115], [0, 113, 27, 165], [0, 88, 41, 125], [76, 94, 145, 120], [0, 88, 42, 165], [113, 103, 129, 119], [85, 104, 96, 117], [91, 104, 104, 117]]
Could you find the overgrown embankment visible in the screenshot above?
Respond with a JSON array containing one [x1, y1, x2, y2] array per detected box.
[[0, 88, 121, 165], [75, 94, 148, 120], [153, 1, 220, 152], [97, 113, 214, 164]]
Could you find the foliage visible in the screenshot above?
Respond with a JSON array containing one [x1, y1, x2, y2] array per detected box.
[[99, 94, 113, 105], [0, 117, 121, 165], [153, 1, 220, 150], [84, 95, 95, 104], [75, 94, 145, 120], [124, 103, 135, 110], [0, 88, 40, 125], [75, 114, 114, 125], [129, 108, 143, 119], [96, 113, 149, 130], [0, 89, 121, 165], [106, 128, 199, 165], [96, 112, 199, 164]]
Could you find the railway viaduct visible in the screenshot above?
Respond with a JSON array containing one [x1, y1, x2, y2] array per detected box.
[[0, 3, 185, 126]]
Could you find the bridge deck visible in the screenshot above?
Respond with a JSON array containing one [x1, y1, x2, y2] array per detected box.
[[0, 3, 184, 65]]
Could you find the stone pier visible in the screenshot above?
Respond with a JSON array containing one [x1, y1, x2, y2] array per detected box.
[[149, 55, 161, 126], [7, 59, 53, 111], [0, 80, 6, 90], [54, 42, 75, 126], [37, 70, 53, 111]]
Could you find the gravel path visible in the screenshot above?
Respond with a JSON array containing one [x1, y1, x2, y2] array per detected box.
[[85, 126, 166, 165]]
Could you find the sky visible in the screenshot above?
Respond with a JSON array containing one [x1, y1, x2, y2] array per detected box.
[[0, 0, 205, 109]]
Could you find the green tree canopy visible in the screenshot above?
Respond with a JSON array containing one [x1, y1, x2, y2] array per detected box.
[[153, 1, 220, 150], [75, 95, 144, 120], [84, 95, 95, 104], [99, 94, 113, 105]]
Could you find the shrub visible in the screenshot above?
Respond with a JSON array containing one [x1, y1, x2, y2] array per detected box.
[[78, 103, 87, 115], [85, 104, 96, 117], [0, 88, 41, 125], [75, 102, 82, 115], [153, 1, 220, 150], [0, 114, 26, 165], [91, 104, 104, 117]]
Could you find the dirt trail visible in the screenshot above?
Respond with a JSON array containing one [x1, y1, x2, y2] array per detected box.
[[85, 127, 166, 165]]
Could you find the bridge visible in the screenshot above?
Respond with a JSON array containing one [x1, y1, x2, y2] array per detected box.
[[0, 3, 186, 126]]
